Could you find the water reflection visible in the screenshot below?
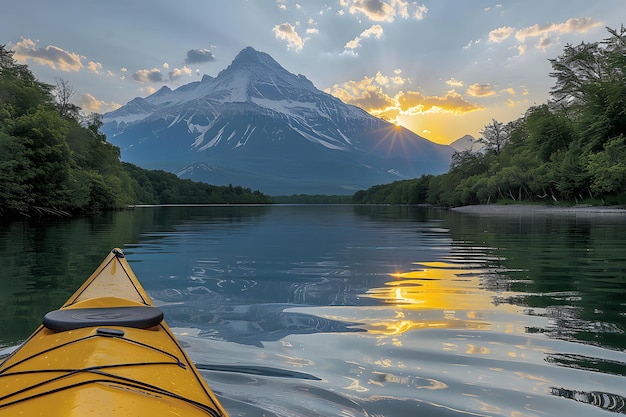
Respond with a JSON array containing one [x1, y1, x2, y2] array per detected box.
[[361, 254, 524, 339], [2, 205, 626, 417], [151, 289, 365, 347], [551, 387, 626, 414], [545, 353, 626, 377]]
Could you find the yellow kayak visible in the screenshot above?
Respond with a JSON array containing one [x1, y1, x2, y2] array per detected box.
[[0, 248, 229, 416]]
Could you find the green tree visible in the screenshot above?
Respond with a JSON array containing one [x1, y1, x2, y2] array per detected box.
[[0, 131, 32, 213], [588, 135, 626, 195], [11, 107, 72, 208], [549, 25, 626, 152]]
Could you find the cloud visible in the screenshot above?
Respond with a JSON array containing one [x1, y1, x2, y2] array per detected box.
[[397, 90, 483, 114], [500, 87, 516, 96], [342, 0, 428, 22], [463, 39, 481, 49], [445, 78, 464, 87], [326, 72, 483, 123], [484, 17, 603, 56], [344, 24, 384, 52], [87, 61, 103, 75], [413, 4, 428, 20], [345, 0, 395, 22], [169, 66, 192, 82], [327, 75, 396, 109], [514, 17, 603, 52], [132, 68, 165, 83], [536, 35, 554, 51], [466, 83, 496, 97], [76, 93, 120, 113], [12, 38, 83, 71], [185, 49, 216, 64], [515, 17, 603, 43], [488, 26, 514, 43], [273, 22, 305, 51], [391, 76, 405, 86]]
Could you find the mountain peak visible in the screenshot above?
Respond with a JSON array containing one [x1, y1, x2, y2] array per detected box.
[[212, 47, 317, 98], [225, 46, 282, 72], [102, 47, 454, 194]]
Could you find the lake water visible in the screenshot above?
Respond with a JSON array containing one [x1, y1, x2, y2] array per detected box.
[[1, 205, 625, 416]]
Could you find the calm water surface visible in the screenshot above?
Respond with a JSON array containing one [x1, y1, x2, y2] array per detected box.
[[1, 205, 625, 416]]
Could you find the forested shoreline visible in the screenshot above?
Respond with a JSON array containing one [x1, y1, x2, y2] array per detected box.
[[354, 26, 626, 207], [3, 26, 625, 215], [0, 45, 272, 217]]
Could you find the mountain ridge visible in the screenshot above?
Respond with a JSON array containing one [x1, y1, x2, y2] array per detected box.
[[102, 47, 455, 195]]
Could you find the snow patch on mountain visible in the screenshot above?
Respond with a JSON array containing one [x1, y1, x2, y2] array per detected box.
[[251, 97, 317, 117]]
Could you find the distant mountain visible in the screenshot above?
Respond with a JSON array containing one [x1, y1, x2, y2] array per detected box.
[[102, 47, 455, 195], [450, 135, 484, 153]]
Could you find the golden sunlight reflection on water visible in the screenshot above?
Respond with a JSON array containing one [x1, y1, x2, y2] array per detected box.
[[360, 259, 522, 339]]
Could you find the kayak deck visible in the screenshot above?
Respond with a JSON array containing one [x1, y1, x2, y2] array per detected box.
[[0, 249, 229, 416]]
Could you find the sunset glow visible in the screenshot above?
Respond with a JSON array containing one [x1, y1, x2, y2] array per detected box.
[[3, 1, 621, 145], [361, 262, 521, 338]]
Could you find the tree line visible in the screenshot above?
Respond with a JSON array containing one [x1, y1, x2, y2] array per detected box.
[[354, 26, 626, 206], [0, 45, 272, 217]]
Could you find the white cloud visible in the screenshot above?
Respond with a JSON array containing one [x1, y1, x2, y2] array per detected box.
[[467, 83, 496, 97], [76, 93, 120, 113], [413, 4, 428, 20], [12, 38, 83, 71], [343, 24, 384, 53], [488, 26, 514, 43], [446, 78, 464, 87], [87, 61, 103, 75], [342, 0, 428, 22], [169, 66, 192, 82], [513, 17, 603, 52], [500, 87, 516, 96], [515, 17, 603, 43], [273, 22, 305, 51]]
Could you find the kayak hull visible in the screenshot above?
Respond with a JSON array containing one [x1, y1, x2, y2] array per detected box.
[[0, 249, 228, 416]]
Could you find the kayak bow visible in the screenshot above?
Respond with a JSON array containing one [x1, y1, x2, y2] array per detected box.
[[0, 248, 229, 416]]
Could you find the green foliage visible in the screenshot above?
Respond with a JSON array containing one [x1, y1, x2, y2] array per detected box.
[[588, 135, 626, 194], [354, 26, 626, 207], [272, 194, 352, 204], [121, 166, 273, 205], [0, 45, 272, 216], [352, 175, 432, 204], [0, 131, 31, 212]]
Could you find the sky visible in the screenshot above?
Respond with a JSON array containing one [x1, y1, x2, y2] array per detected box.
[[2, 1, 624, 145]]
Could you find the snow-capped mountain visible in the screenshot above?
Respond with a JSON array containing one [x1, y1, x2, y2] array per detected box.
[[102, 47, 454, 195]]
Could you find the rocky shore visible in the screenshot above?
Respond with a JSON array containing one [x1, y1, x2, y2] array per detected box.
[[451, 204, 626, 215]]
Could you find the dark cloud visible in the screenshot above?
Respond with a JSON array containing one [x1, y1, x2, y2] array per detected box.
[[185, 49, 216, 64], [132, 68, 165, 83]]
